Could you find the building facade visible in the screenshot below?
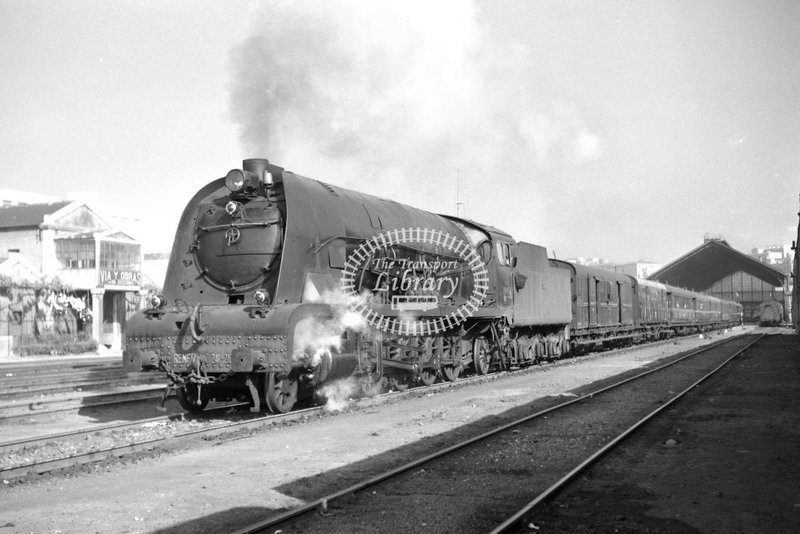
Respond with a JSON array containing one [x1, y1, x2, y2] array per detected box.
[[0, 200, 143, 351], [649, 238, 786, 324]]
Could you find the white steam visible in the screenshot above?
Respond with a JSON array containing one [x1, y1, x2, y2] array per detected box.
[[291, 288, 370, 412], [319, 377, 360, 413], [292, 288, 368, 365]]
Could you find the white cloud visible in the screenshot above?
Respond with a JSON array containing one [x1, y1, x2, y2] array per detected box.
[[518, 104, 602, 167]]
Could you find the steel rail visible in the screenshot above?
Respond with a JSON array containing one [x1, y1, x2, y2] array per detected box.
[[0, 337, 665, 481], [489, 333, 766, 534], [0, 405, 327, 480], [0, 368, 497, 480], [0, 356, 119, 371], [0, 387, 166, 420], [1, 375, 162, 393], [231, 334, 752, 534], [0, 331, 746, 486], [0, 366, 518, 480], [0, 402, 252, 454]]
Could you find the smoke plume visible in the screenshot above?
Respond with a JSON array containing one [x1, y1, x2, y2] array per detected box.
[[228, 1, 602, 221]]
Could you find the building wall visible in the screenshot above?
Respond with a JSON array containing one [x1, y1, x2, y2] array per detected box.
[[707, 270, 783, 323], [40, 227, 59, 275], [0, 202, 145, 353], [0, 228, 43, 270]]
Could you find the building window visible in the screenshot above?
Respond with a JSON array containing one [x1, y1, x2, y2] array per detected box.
[[99, 241, 141, 271], [56, 239, 96, 269]]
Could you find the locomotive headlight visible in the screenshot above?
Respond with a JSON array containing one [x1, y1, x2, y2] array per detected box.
[[149, 294, 167, 310], [254, 289, 270, 306], [225, 168, 264, 194], [225, 169, 246, 192], [225, 201, 242, 217]]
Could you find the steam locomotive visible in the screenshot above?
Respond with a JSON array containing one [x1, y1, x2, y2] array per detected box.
[[123, 158, 743, 413]]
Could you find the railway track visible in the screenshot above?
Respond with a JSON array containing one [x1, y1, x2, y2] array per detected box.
[[0, 330, 726, 421], [229, 333, 763, 533], [1, 325, 736, 413], [0, 356, 166, 419], [0, 385, 165, 420], [0, 401, 295, 481], [1, 352, 578, 483], [0, 358, 164, 401], [0, 365, 508, 481], [0, 330, 746, 485], [490, 333, 766, 533]]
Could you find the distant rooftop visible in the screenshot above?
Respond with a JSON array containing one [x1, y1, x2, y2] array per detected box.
[[0, 201, 72, 229], [649, 239, 785, 290]]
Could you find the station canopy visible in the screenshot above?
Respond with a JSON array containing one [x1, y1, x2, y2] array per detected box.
[[647, 239, 785, 291]]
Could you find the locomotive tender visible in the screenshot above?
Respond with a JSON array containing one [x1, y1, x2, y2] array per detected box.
[[123, 158, 742, 413]]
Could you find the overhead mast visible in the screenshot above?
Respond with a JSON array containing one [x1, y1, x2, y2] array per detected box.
[[455, 169, 466, 218]]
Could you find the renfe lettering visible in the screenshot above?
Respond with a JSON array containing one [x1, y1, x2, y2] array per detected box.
[[173, 353, 232, 366]]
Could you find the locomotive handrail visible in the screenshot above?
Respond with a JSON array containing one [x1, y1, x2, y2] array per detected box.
[[312, 234, 368, 254], [197, 219, 280, 232], [187, 303, 204, 342], [386, 242, 464, 264], [312, 234, 468, 267]]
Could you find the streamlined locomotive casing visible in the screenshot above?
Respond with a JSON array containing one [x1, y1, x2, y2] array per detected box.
[[125, 162, 481, 373], [124, 158, 544, 411], [276, 171, 480, 307]]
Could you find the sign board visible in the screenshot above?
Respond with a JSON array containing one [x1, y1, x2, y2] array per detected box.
[[99, 269, 142, 287]]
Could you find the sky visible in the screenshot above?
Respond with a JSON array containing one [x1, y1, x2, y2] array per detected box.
[[2, 0, 799, 264]]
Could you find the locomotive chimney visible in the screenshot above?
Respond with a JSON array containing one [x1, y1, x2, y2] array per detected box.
[[243, 158, 269, 185]]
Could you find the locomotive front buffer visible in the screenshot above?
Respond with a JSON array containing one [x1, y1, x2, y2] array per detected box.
[[124, 300, 358, 414]]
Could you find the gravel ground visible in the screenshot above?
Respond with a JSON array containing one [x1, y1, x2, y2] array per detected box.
[[523, 331, 800, 534], [0, 328, 752, 533], [278, 334, 761, 533]]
